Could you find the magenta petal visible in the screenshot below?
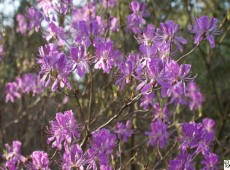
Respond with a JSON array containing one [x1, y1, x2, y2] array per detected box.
[[141, 83, 152, 94], [207, 35, 215, 48], [136, 80, 147, 90], [176, 36, 187, 44], [161, 87, 168, 98], [51, 78, 59, 91]]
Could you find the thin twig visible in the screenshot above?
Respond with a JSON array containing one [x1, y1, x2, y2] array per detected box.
[[80, 129, 91, 148], [176, 44, 198, 62], [123, 138, 148, 153], [199, 47, 224, 118], [123, 151, 138, 169], [219, 25, 230, 44], [88, 68, 93, 130], [152, 141, 177, 170], [74, 89, 85, 123], [96, 93, 142, 131], [199, 47, 225, 152]]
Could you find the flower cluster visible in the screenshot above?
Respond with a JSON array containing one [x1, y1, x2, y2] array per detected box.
[[169, 118, 218, 169], [188, 16, 221, 48], [37, 43, 72, 92], [114, 120, 133, 142], [31, 1, 121, 91], [47, 110, 81, 150], [46, 110, 120, 169], [2, 142, 50, 170], [2, 141, 26, 169], [5, 73, 43, 103], [16, 14, 28, 35], [62, 144, 85, 170], [26, 7, 43, 32], [201, 152, 219, 170], [116, 20, 201, 109], [2, 115, 219, 169], [86, 128, 117, 169], [1, 110, 120, 169], [186, 82, 204, 110], [179, 118, 215, 154], [127, 0, 149, 34], [145, 119, 169, 148], [11, 0, 219, 111], [28, 151, 50, 170]]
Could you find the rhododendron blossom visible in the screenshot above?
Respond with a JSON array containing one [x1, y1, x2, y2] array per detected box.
[[47, 110, 81, 150]]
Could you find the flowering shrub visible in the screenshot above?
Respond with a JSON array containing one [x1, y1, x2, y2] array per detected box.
[[0, 0, 229, 169]]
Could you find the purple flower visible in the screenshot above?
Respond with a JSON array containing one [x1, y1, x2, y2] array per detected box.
[[70, 45, 89, 77], [73, 20, 100, 47], [47, 110, 81, 150], [140, 92, 154, 109], [179, 122, 203, 151], [37, 0, 53, 17], [5, 82, 21, 103], [26, 7, 43, 32], [72, 2, 97, 22], [0, 44, 4, 60], [186, 82, 204, 110], [201, 152, 219, 170], [168, 152, 195, 170], [85, 150, 97, 170], [28, 151, 50, 170], [5, 74, 43, 103], [2, 140, 26, 170], [157, 43, 171, 59], [114, 121, 133, 142], [137, 58, 165, 94], [16, 14, 28, 35], [5, 75, 40, 103], [188, 16, 221, 48], [145, 119, 168, 148], [108, 17, 119, 32], [168, 159, 183, 170], [139, 44, 157, 60], [166, 82, 187, 105], [21, 74, 43, 95], [136, 24, 155, 45], [62, 144, 85, 170], [156, 20, 187, 52], [162, 61, 193, 105], [179, 120, 215, 155], [126, 0, 149, 34], [115, 54, 139, 89], [86, 128, 116, 168], [202, 118, 215, 145], [45, 22, 66, 46], [202, 118, 215, 133], [165, 59, 192, 86], [37, 43, 72, 91], [153, 103, 169, 121], [100, 165, 113, 170], [53, 0, 72, 14], [94, 42, 119, 73]]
